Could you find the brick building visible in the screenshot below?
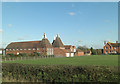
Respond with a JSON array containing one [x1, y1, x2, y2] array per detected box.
[[52, 33, 77, 57], [75, 49, 84, 56], [5, 33, 84, 57], [103, 41, 120, 54], [5, 33, 53, 55]]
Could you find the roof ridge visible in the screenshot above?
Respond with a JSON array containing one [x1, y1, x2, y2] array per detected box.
[[12, 41, 41, 43]]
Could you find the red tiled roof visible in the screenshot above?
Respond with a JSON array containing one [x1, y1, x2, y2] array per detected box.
[[64, 45, 72, 49], [109, 43, 120, 47], [6, 38, 53, 49], [76, 49, 83, 52]]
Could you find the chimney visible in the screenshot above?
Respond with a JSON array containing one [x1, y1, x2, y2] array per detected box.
[[104, 41, 106, 45], [116, 41, 118, 43]]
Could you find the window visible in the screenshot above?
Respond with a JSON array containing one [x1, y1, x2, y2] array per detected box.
[[51, 48, 53, 55], [37, 48, 39, 50], [114, 47, 117, 49], [6, 49, 8, 51], [105, 47, 107, 49], [33, 48, 35, 50], [28, 48, 31, 50], [105, 51, 107, 54], [114, 51, 117, 53], [24, 49, 26, 50], [20, 49, 22, 50], [13, 49, 15, 51], [10, 49, 11, 51], [17, 52, 19, 55], [17, 49, 19, 51], [109, 51, 111, 53]]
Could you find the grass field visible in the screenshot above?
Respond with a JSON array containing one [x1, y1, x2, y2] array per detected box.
[[3, 55, 118, 66]]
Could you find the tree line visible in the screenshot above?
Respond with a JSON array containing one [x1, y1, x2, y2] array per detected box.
[[77, 46, 103, 55]]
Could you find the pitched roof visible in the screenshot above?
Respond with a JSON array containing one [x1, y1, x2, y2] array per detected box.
[[6, 33, 53, 49], [6, 39, 53, 49], [6, 41, 41, 49], [64, 45, 72, 49], [52, 33, 64, 47], [110, 43, 120, 47], [76, 49, 83, 52], [107, 42, 120, 47]]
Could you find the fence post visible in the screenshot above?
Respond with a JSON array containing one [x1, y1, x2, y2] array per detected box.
[[9, 58, 10, 61], [5, 58, 6, 61]]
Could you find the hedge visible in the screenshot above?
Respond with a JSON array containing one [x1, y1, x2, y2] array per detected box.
[[2, 63, 118, 82]]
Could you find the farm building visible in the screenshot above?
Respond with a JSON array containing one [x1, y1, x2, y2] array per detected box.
[[75, 49, 84, 56], [103, 41, 120, 54], [5, 33, 53, 56], [5, 33, 83, 57]]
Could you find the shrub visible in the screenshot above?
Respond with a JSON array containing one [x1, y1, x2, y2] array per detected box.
[[32, 52, 40, 56], [2, 63, 118, 82], [6, 53, 15, 57], [19, 53, 27, 56]]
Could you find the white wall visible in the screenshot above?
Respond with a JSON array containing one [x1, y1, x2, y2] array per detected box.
[[71, 53, 74, 57], [74, 49, 76, 52], [17, 52, 19, 55], [0, 50, 2, 54], [66, 53, 70, 57]]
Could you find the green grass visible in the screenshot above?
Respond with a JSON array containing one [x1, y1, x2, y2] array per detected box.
[[3, 55, 118, 66]]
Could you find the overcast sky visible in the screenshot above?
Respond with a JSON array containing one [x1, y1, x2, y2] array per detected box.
[[1, 2, 118, 49]]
